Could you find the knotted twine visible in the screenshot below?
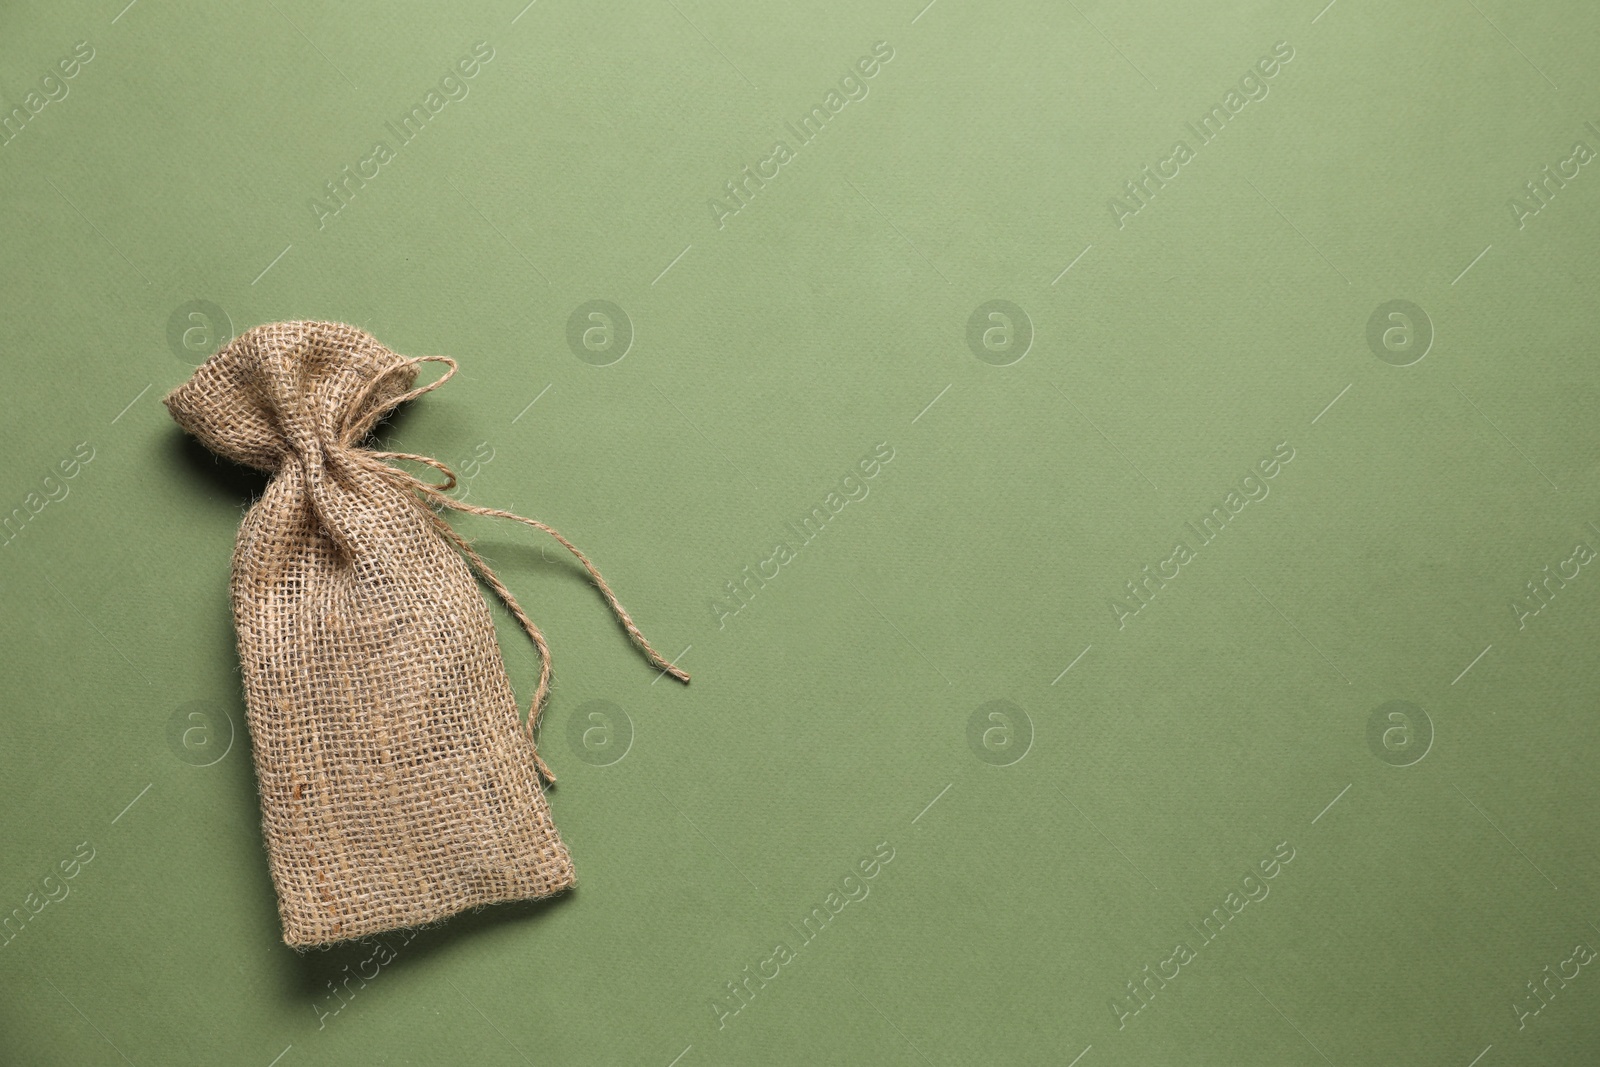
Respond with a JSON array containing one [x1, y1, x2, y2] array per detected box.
[[165, 321, 687, 947]]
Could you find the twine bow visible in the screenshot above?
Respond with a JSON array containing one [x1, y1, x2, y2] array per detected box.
[[338, 355, 689, 783]]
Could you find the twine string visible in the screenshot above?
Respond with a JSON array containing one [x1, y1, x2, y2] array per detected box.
[[340, 354, 461, 447], [343, 356, 690, 784]]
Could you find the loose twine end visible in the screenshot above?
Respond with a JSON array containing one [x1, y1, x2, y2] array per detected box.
[[347, 357, 690, 786], [530, 749, 557, 786]]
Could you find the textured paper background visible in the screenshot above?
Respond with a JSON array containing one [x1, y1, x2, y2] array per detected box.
[[3, 1, 1599, 1064]]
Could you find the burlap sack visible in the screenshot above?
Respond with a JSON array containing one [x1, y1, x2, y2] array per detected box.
[[165, 321, 686, 947]]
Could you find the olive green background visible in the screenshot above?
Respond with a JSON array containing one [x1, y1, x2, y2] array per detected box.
[[3, 0, 1599, 1063]]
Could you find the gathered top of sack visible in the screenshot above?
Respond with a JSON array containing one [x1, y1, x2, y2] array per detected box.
[[165, 321, 687, 946]]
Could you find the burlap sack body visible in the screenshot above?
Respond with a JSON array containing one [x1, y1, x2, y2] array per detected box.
[[166, 322, 574, 947]]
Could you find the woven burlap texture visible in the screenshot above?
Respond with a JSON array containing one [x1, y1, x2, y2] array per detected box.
[[165, 321, 681, 947]]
